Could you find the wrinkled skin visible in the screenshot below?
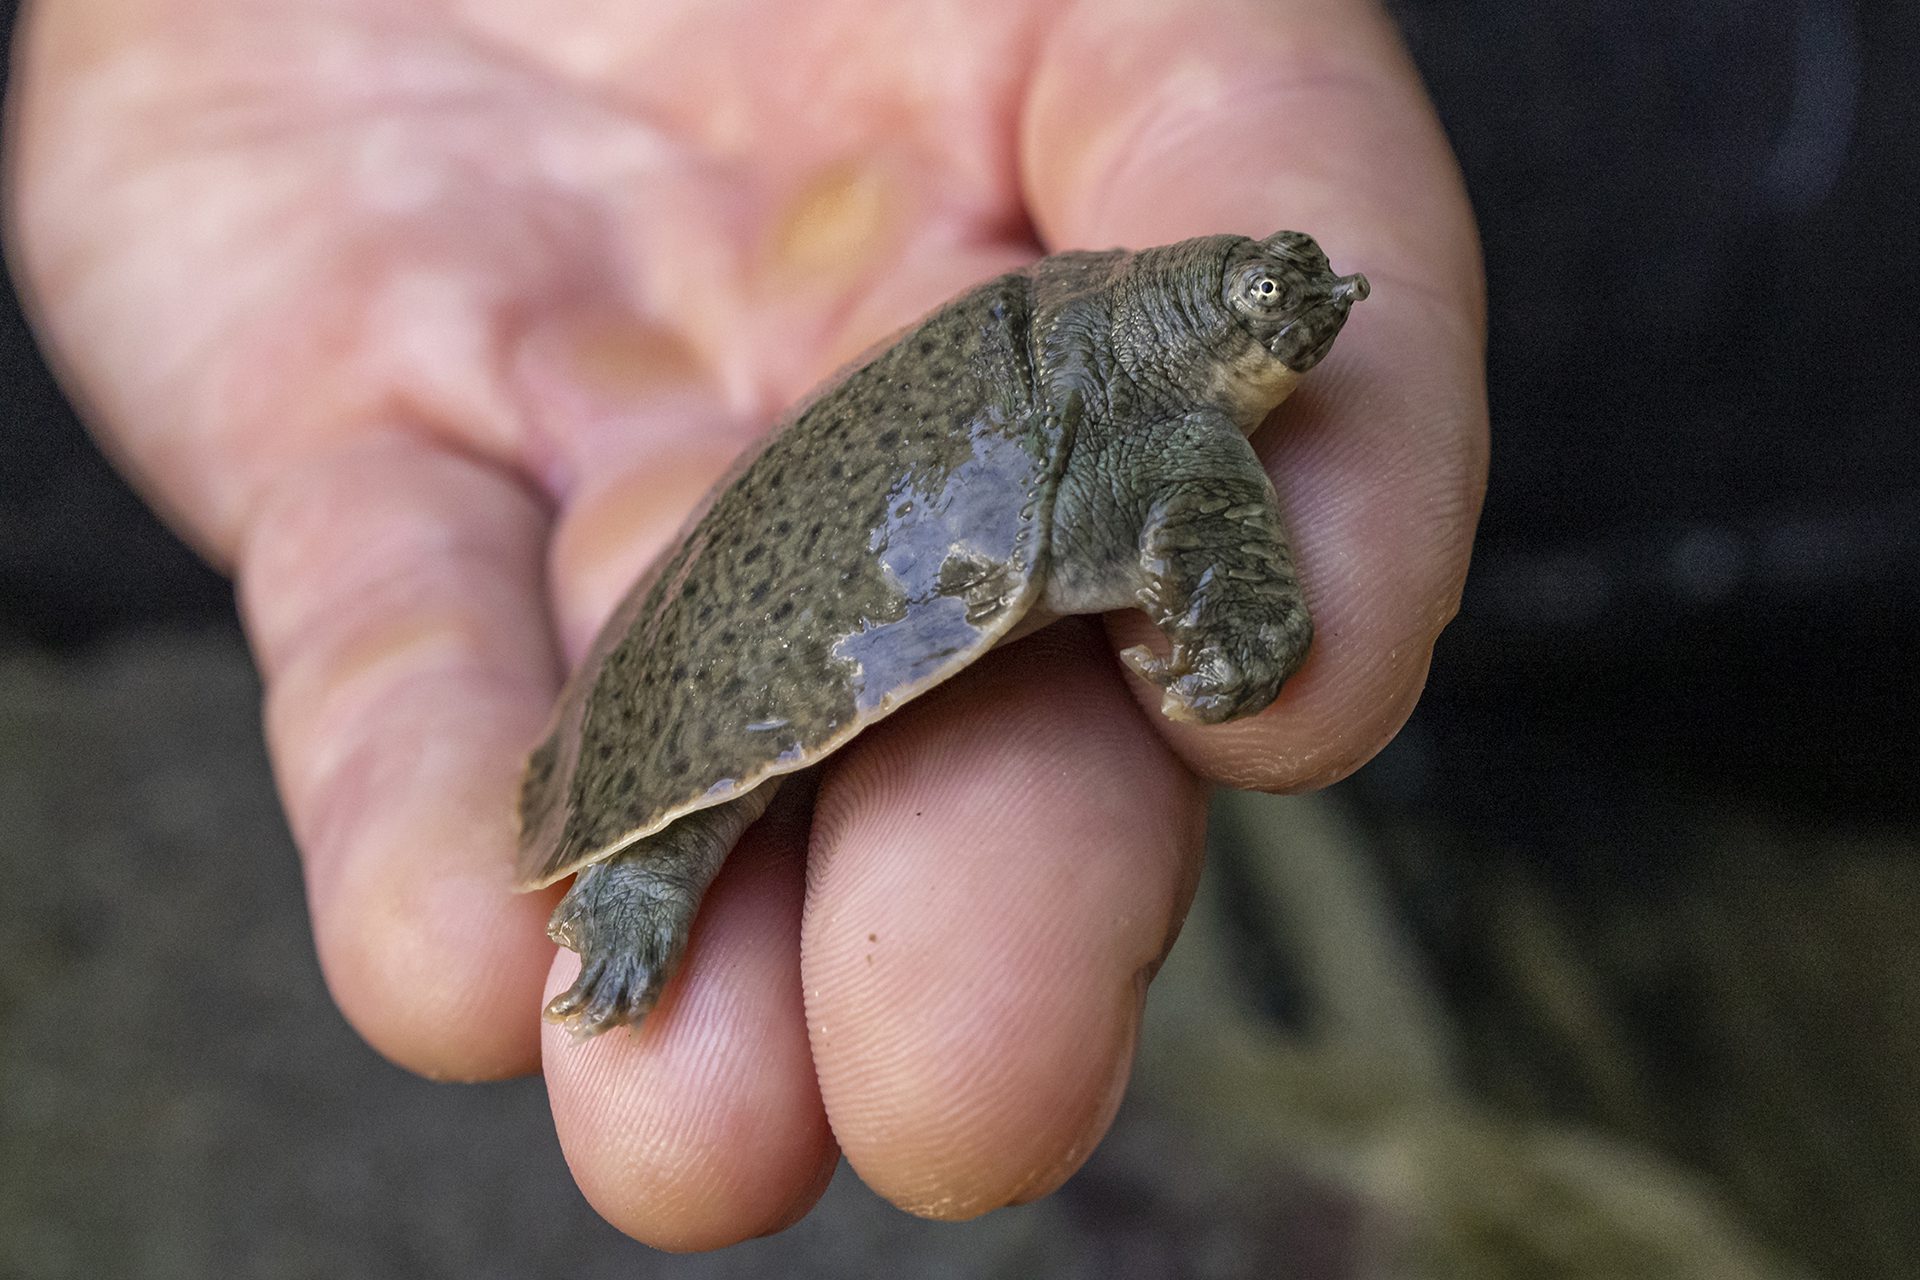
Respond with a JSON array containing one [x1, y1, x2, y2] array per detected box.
[[6, 0, 1486, 1249]]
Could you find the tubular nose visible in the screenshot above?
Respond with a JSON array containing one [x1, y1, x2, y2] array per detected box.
[[1331, 272, 1371, 305]]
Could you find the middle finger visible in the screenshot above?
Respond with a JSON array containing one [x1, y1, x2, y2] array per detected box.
[[802, 621, 1208, 1218]]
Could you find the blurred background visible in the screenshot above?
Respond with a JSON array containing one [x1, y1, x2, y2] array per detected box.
[[3, 0, 1915, 1276]]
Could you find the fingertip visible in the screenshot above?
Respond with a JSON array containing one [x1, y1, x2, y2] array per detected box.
[[311, 854, 556, 1082], [1114, 605, 1437, 793], [296, 718, 561, 1080], [803, 624, 1206, 1217], [543, 823, 836, 1251]]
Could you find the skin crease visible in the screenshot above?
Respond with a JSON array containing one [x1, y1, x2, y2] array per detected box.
[[6, 0, 1486, 1250]]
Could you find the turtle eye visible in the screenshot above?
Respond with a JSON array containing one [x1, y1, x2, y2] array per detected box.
[[1236, 268, 1291, 312], [1229, 263, 1298, 321]]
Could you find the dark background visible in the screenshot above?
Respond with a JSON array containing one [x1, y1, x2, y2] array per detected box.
[[4, 0, 1917, 1276]]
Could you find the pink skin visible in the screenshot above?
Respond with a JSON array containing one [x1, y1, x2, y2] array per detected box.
[[6, 0, 1485, 1249]]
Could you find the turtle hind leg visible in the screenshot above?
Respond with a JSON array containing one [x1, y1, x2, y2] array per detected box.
[[544, 784, 777, 1039]]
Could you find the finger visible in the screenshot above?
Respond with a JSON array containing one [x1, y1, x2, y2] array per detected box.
[[542, 790, 836, 1251], [804, 621, 1208, 1218], [811, 238, 1043, 381], [506, 311, 752, 658], [1023, 0, 1487, 790], [239, 431, 562, 1080]]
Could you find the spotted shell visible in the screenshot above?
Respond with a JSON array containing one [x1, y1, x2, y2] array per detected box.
[[516, 272, 1074, 888]]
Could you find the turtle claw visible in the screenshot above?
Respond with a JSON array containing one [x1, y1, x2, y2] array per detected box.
[[1121, 628, 1301, 726], [1119, 644, 1174, 687], [544, 954, 662, 1040], [544, 964, 596, 1020]]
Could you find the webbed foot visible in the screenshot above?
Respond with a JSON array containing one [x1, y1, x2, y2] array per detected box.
[[544, 859, 694, 1038], [1121, 609, 1311, 725], [539, 787, 776, 1041]]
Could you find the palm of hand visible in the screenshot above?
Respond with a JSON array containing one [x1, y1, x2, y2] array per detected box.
[[10, 0, 1485, 1248]]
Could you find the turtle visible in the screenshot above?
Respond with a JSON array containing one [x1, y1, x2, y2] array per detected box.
[[518, 229, 1370, 1037]]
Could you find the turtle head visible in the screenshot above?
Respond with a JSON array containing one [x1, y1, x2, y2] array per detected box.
[[1224, 230, 1369, 373]]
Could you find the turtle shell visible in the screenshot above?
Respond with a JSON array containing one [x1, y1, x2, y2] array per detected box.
[[516, 272, 1074, 889]]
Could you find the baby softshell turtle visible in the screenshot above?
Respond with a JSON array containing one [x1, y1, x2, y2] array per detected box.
[[519, 230, 1369, 1037]]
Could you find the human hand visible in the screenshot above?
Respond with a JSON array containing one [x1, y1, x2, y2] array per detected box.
[[7, 0, 1484, 1248]]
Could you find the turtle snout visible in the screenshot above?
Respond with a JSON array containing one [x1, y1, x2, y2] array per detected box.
[[1329, 272, 1370, 306]]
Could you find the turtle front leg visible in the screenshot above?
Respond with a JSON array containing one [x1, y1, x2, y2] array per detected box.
[[545, 784, 777, 1038], [1120, 412, 1312, 725]]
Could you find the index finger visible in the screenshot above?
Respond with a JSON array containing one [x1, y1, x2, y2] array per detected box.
[[1022, 0, 1487, 790], [240, 433, 564, 1080]]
